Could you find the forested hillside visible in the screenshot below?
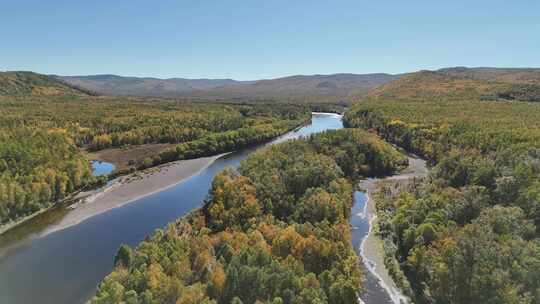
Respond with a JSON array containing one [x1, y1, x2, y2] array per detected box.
[[59, 73, 400, 103], [0, 90, 309, 226], [344, 82, 540, 302], [90, 129, 407, 304], [438, 67, 540, 85], [0, 71, 91, 96], [367, 70, 540, 102], [59, 68, 540, 103]]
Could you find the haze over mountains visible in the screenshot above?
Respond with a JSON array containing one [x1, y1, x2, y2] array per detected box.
[[55, 67, 540, 101], [2, 67, 540, 103], [57, 73, 401, 100]]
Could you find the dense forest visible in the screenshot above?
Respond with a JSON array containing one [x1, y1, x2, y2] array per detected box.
[[91, 129, 407, 304], [7, 68, 540, 303], [366, 70, 540, 103], [0, 127, 94, 224], [0, 92, 309, 226], [0, 71, 92, 96], [344, 90, 540, 303]]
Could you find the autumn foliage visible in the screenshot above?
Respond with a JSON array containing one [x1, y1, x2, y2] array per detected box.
[[91, 129, 406, 304], [0, 95, 309, 224], [345, 95, 540, 303]]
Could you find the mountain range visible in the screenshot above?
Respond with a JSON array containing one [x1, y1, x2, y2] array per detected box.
[[2, 67, 540, 103], [57, 73, 401, 101], [56, 67, 540, 101], [0, 71, 91, 96]]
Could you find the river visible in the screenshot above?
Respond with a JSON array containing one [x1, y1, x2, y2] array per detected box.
[[352, 191, 397, 304], [0, 112, 397, 304]]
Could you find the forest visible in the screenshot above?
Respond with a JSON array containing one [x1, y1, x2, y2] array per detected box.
[[366, 70, 540, 104], [0, 94, 309, 225], [344, 97, 540, 303], [90, 128, 407, 304]]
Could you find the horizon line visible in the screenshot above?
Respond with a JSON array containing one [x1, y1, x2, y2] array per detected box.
[[2, 65, 540, 82]]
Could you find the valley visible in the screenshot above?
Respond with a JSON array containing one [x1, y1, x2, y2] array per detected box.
[[2, 66, 540, 304], [3, 2, 539, 303]]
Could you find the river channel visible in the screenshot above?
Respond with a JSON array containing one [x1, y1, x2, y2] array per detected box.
[[0, 112, 397, 304]]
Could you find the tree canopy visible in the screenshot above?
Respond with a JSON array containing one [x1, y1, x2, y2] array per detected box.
[[345, 97, 540, 303], [91, 128, 406, 304], [0, 95, 309, 224]]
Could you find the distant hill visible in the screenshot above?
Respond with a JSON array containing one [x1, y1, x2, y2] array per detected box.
[[199, 73, 400, 99], [367, 69, 540, 102], [58, 73, 400, 101], [8, 68, 540, 102], [438, 67, 540, 85], [366, 70, 505, 100], [0, 71, 90, 96], [57, 74, 241, 98]]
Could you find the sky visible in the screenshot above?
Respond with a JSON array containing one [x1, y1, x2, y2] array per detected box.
[[1, 0, 539, 80]]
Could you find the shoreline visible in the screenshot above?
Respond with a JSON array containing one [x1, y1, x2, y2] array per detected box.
[[358, 155, 428, 304], [0, 188, 89, 236], [0, 206, 54, 236], [311, 111, 343, 117], [39, 153, 228, 237], [0, 114, 315, 239], [0, 154, 225, 238], [358, 181, 410, 304], [0, 153, 225, 241]]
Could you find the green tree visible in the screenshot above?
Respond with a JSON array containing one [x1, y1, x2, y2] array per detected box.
[[114, 244, 134, 268]]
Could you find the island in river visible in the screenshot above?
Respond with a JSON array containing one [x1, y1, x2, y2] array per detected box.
[[356, 155, 428, 304], [88, 118, 409, 304], [0, 112, 413, 304]]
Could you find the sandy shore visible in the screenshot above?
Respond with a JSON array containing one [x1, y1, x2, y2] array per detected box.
[[0, 206, 54, 236], [39, 154, 226, 236], [358, 155, 428, 304], [0, 115, 316, 239]]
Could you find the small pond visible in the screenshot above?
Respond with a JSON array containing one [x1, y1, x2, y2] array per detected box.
[[91, 161, 115, 176]]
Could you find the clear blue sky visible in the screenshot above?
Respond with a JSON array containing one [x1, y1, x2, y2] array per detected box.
[[1, 0, 538, 80]]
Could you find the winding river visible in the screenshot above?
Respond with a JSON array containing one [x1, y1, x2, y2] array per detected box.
[[0, 113, 398, 304], [352, 192, 397, 304]]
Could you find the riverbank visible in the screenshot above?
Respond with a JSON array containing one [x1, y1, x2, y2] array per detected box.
[[0, 154, 226, 238], [0, 114, 313, 239], [0, 188, 90, 236], [86, 143, 175, 172], [0, 112, 343, 304], [358, 155, 428, 304], [41, 118, 317, 236], [0, 206, 52, 236], [39, 153, 227, 236]]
